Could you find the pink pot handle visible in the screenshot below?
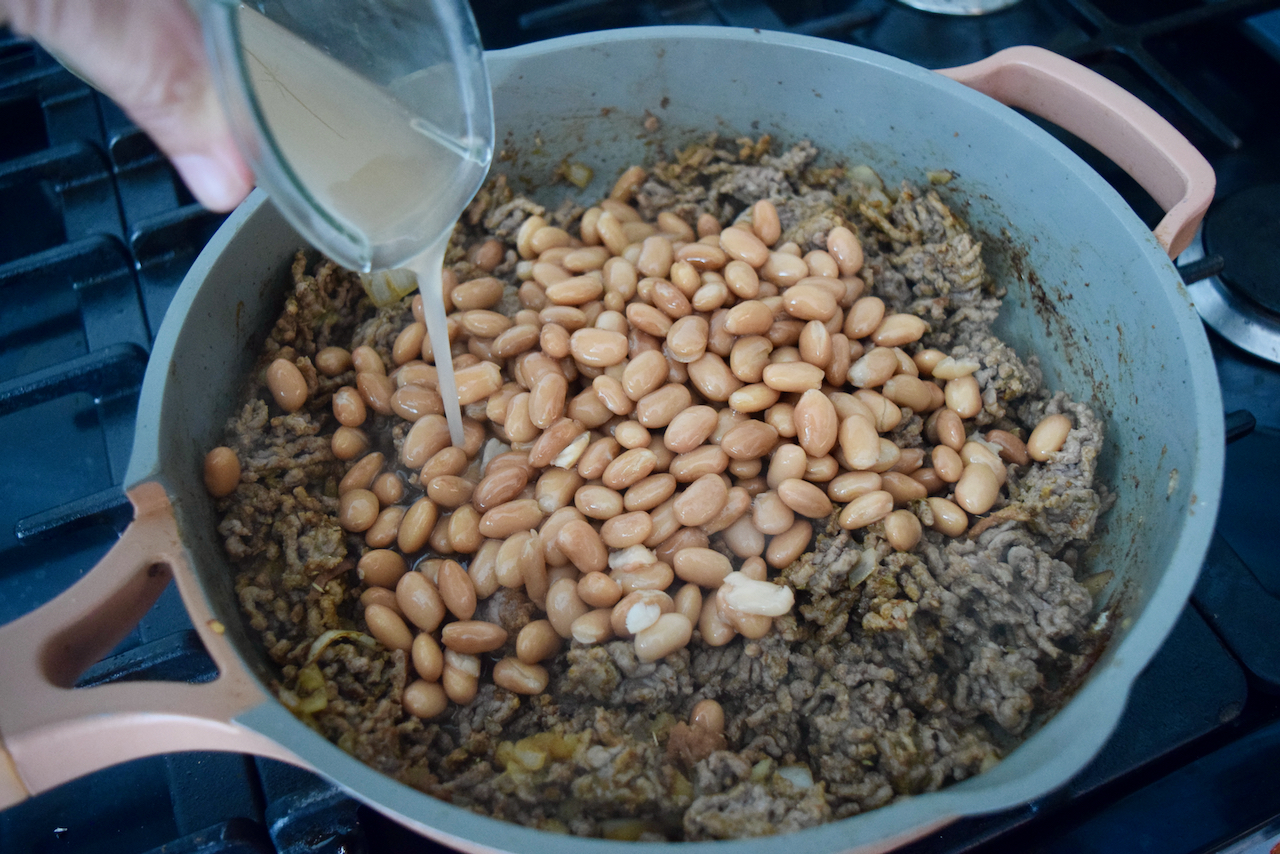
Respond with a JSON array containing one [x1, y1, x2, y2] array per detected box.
[[0, 481, 301, 809], [939, 45, 1214, 259]]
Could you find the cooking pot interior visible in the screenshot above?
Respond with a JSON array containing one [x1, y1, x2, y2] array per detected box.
[[477, 31, 1222, 667], [131, 26, 1222, 851]]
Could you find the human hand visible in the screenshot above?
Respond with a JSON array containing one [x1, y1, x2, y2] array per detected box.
[[2, 0, 254, 212]]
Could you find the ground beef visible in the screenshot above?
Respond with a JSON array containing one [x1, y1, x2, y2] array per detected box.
[[683, 777, 832, 840], [212, 135, 1111, 841]]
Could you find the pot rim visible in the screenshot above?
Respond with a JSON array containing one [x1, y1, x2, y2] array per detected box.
[[128, 24, 1225, 854]]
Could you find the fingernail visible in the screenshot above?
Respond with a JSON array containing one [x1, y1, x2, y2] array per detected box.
[[172, 152, 251, 212]]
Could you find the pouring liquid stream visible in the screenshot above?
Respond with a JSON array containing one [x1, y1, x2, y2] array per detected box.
[[238, 6, 484, 446], [407, 240, 465, 447]]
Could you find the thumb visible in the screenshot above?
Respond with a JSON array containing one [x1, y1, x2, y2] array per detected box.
[[4, 0, 254, 212]]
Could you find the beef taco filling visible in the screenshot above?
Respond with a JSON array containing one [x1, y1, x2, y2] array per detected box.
[[209, 136, 1111, 841]]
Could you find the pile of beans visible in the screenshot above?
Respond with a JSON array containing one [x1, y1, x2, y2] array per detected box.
[[204, 169, 1073, 721]]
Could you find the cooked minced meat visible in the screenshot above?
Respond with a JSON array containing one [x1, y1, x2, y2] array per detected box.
[[212, 135, 1109, 840]]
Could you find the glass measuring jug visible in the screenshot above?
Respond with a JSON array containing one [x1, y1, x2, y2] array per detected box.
[[201, 0, 495, 445], [200, 0, 493, 275]]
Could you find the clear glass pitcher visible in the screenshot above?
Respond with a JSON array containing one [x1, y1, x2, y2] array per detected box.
[[200, 0, 494, 274]]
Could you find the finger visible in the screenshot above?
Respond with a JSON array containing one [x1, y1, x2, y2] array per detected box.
[[4, 0, 254, 211]]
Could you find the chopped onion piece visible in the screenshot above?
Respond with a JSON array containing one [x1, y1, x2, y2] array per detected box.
[[777, 764, 815, 788], [305, 629, 379, 665], [360, 268, 419, 307]]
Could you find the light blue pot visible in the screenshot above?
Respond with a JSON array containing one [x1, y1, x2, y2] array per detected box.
[[127, 26, 1223, 854]]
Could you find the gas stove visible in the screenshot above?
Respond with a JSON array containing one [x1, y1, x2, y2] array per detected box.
[[3, 2, 1280, 853]]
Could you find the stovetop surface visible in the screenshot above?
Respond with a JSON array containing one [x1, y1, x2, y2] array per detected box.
[[3, 2, 1280, 853]]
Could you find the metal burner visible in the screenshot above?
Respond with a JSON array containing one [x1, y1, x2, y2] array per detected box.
[[1179, 184, 1280, 364], [892, 0, 1024, 15]]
